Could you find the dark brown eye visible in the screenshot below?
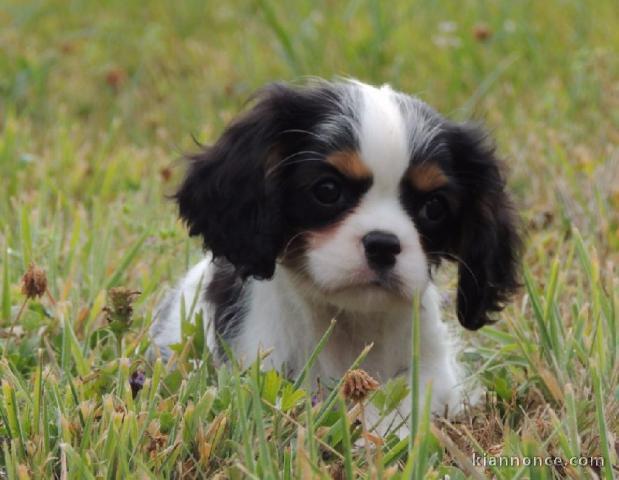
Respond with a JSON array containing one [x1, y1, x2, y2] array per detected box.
[[420, 196, 447, 223], [312, 179, 341, 204]]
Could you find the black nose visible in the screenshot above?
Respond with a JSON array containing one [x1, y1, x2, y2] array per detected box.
[[362, 230, 401, 269]]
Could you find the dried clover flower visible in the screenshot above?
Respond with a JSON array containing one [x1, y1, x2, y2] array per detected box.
[[341, 369, 379, 403], [473, 23, 492, 41], [21, 264, 47, 299]]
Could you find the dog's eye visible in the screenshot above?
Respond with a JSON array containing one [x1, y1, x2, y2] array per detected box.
[[312, 179, 342, 205], [419, 195, 447, 223]]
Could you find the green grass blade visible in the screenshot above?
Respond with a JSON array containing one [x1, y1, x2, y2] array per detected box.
[[104, 231, 148, 289], [255, 0, 302, 74], [410, 292, 421, 450], [592, 366, 614, 480], [19, 206, 32, 269], [337, 396, 354, 480], [315, 344, 373, 426], [293, 318, 336, 390], [1, 244, 10, 322]]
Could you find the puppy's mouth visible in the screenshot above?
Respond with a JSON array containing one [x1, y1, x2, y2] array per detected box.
[[326, 270, 405, 296], [368, 274, 399, 289]]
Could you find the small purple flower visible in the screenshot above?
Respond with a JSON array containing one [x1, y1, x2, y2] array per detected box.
[[130, 370, 146, 398]]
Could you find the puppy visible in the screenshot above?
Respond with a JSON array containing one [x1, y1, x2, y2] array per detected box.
[[150, 79, 521, 425]]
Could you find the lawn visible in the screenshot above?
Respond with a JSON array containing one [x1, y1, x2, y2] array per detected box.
[[0, 0, 617, 478]]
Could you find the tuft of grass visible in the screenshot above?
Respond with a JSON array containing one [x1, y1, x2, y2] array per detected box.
[[1, 0, 618, 478]]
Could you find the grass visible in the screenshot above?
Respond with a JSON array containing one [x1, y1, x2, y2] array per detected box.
[[0, 0, 618, 478]]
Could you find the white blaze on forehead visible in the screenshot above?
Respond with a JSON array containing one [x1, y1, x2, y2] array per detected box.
[[357, 83, 410, 190]]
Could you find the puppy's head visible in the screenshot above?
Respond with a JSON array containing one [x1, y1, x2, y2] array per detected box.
[[176, 80, 521, 329]]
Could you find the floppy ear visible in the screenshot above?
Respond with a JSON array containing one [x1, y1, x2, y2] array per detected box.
[[175, 84, 297, 279], [447, 124, 522, 330]]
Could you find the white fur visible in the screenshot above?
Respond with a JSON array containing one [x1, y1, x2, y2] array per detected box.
[[150, 259, 466, 432], [304, 84, 429, 313], [357, 83, 410, 188], [305, 194, 428, 312], [149, 257, 218, 360]]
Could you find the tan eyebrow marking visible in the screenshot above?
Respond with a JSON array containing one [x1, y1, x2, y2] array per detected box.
[[408, 163, 449, 191], [325, 151, 372, 179]]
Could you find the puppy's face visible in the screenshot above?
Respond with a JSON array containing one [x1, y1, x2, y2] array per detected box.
[[281, 86, 450, 311], [176, 81, 521, 328]]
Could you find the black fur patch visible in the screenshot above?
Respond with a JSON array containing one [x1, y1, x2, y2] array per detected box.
[[401, 122, 522, 330], [446, 123, 522, 330], [206, 260, 248, 360], [175, 82, 365, 280]]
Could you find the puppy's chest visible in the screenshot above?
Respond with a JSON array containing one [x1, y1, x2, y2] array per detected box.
[[233, 301, 410, 384], [314, 318, 411, 384], [228, 279, 412, 382]]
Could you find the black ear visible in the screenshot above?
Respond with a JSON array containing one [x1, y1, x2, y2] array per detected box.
[[447, 124, 522, 330], [175, 84, 296, 279]]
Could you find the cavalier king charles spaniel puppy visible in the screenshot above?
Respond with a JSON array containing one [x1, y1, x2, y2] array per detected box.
[[150, 79, 521, 424]]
